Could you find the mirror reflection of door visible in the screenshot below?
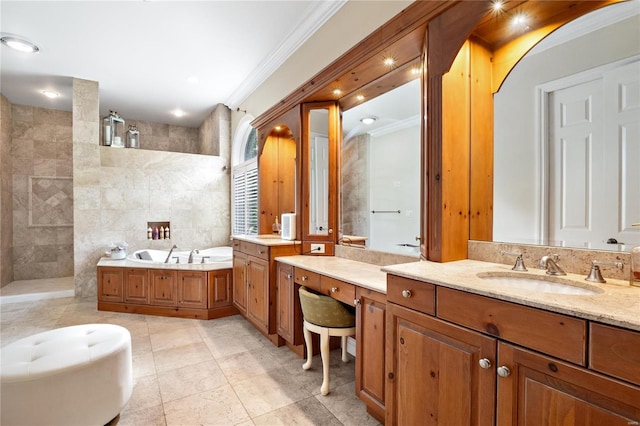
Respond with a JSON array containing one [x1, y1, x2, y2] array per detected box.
[[310, 135, 329, 235], [548, 59, 640, 247]]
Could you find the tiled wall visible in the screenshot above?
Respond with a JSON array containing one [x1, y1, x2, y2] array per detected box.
[[73, 78, 231, 298], [341, 133, 369, 239], [100, 118, 200, 154], [0, 94, 13, 287], [199, 104, 230, 157], [11, 104, 74, 281]]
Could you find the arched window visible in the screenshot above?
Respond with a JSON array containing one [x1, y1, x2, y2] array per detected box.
[[232, 116, 258, 235]]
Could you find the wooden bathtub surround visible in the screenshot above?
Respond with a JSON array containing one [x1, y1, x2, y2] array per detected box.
[[97, 266, 235, 320]]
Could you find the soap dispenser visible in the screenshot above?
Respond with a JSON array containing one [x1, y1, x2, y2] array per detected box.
[[272, 217, 280, 234]]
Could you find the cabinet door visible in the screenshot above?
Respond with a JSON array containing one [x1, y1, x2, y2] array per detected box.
[[386, 303, 496, 426], [209, 269, 233, 308], [276, 263, 300, 344], [232, 251, 247, 315], [149, 270, 177, 306], [98, 267, 124, 302], [355, 287, 386, 421], [497, 342, 640, 425], [124, 268, 149, 304], [178, 271, 208, 309], [247, 257, 269, 333]]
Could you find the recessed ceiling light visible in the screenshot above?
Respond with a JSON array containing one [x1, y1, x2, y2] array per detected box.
[[411, 67, 421, 75], [512, 13, 528, 27], [491, 1, 504, 12], [172, 110, 185, 117], [356, 95, 365, 102], [333, 88, 342, 96], [42, 90, 59, 99], [1, 36, 39, 53], [360, 116, 377, 125], [383, 57, 395, 67]]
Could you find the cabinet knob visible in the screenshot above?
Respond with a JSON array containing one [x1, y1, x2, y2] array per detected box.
[[301, 276, 308, 282], [401, 289, 412, 298], [478, 358, 492, 369], [354, 299, 361, 305], [497, 366, 511, 378], [286, 274, 292, 279], [331, 287, 338, 293], [257, 249, 264, 254]]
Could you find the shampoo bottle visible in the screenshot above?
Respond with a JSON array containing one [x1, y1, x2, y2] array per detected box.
[[273, 217, 280, 234], [631, 223, 640, 287]]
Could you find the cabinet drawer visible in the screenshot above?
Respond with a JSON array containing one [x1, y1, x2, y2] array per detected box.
[[438, 287, 586, 365], [321, 276, 356, 306], [294, 267, 321, 291], [590, 323, 640, 385], [232, 239, 241, 251], [387, 274, 435, 315], [240, 241, 269, 260]]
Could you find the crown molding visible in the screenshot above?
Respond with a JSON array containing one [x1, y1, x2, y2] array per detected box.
[[225, 0, 347, 109]]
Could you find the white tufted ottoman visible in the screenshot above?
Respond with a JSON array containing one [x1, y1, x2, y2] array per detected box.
[[1, 324, 133, 426]]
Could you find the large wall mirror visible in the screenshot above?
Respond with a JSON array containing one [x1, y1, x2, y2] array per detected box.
[[340, 78, 421, 256], [491, 2, 639, 252]]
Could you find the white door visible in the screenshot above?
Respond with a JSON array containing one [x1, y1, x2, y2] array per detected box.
[[548, 60, 640, 248]]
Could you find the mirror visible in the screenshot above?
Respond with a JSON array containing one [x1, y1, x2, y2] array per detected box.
[[308, 109, 329, 236], [492, 3, 640, 252], [340, 78, 421, 256]]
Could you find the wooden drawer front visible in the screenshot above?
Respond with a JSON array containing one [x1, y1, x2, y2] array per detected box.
[[437, 287, 587, 365], [590, 323, 640, 385], [294, 267, 321, 291], [387, 274, 435, 315], [232, 239, 241, 251], [321, 276, 356, 306], [240, 241, 269, 260]]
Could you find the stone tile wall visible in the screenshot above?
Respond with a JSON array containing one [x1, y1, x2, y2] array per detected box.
[[11, 104, 74, 281], [100, 118, 200, 154], [199, 103, 231, 158], [1, 94, 13, 287]]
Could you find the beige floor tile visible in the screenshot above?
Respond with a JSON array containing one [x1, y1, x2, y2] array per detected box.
[[200, 330, 264, 359], [146, 315, 198, 334], [133, 350, 157, 379], [233, 367, 313, 418], [117, 404, 167, 426], [291, 351, 357, 396], [158, 360, 228, 403], [126, 374, 163, 414], [163, 384, 250, 426], [315, 381, 381, 426], [217, 347, 283, 384], [150, 323, 203, 352], [252, 396, 342, 426], [153, 341, 213, 373]]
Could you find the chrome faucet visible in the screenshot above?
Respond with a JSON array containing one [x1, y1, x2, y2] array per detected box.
[[538, 255, 566, 276], [164, 245, 178, 263], [188, 249, 199, 263]]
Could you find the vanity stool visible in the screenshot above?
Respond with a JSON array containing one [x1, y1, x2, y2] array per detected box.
[[299, 286, 356, 395], [1, 323, 133, 426]]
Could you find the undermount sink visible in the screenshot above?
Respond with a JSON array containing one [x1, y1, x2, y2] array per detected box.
[[477, 273, 603, 295]]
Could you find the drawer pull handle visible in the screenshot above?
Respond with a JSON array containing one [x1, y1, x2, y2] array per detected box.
[[497, 366, 511, 378], [478, 358, 492, 369], [301, 276, 308, 282], [354, 299, 361, 305], [257, 250, 264, 254], [286, 274, 293, 279], [331, 287, 338, 293], [402, 289, 412, 298]]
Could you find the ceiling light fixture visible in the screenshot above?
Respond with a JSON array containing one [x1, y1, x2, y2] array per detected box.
[[172, 110, 185, 117], [356, 95, 365, 102], [360, 116, 377, 125], [383, 57, 395, 67], [491, 1, 504, 12], [42, 90, 59, 99], [1, 36, 39, 53], [512, 13, 528, 27], [332, 88, 342, 96]]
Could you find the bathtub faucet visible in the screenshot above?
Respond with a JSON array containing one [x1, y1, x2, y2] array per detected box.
[[164, 245, 178, 263], [188, 249, 199, 263]]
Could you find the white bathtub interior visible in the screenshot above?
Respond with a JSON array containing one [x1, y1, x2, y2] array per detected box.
[[128, 246, 233, 264]]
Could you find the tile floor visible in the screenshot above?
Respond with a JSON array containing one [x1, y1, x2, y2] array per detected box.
[[0, 294, 381, 426]]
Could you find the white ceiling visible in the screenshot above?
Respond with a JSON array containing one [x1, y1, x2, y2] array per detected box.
[[0, 1, 345, 128]]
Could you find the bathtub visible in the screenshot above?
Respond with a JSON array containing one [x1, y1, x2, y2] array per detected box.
[[127, 246, 232, 264]]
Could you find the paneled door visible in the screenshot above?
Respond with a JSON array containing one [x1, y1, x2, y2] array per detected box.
[[548, 59, 640, 247]]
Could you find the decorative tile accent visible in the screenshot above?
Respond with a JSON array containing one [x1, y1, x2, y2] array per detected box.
[[29, 176, 73, 227]]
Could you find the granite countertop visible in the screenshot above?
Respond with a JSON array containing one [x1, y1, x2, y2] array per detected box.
[[232, 234, 300, 247], [275, 255, 389, 294], [97, 257, 231, 272], [383, 259, 640, 331]]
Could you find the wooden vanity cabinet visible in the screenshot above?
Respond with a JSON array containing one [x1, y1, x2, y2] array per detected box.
[[149, 270, 178, 306], [232, 239, 297, 342], [98, 267, 124, 303], [355, 287, 387, 423], [124, 268, 149, 304], [276, 262, 301, 345], [385, 274, 640, 425], [497, 342, 640, 425], [177, 271, 208, 309]]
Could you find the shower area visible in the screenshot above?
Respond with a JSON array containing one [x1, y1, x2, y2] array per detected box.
[[0, 99, 75, 303]]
